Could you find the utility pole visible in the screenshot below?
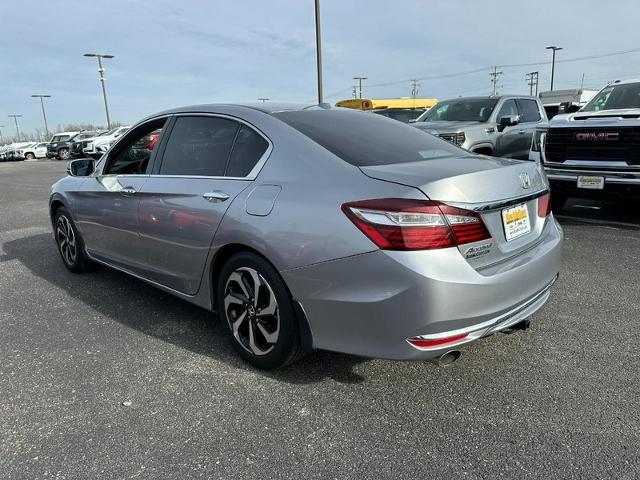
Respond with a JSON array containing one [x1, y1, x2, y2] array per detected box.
[[257, 98, 270, 103], [31, 94, 51, 139], [0, 125, 5, 144], [353, 76, 367, 99], [351, 86, 358, 99], [410, 79, 420, 98], [580, 73, 585, 90], [8, 114, 22, 142], [546, 46, 562, 91], [490, 66, 503, 96], [526, 71, 539, 96], [314, 0, 323, 104], [84, 53, 114, 128]]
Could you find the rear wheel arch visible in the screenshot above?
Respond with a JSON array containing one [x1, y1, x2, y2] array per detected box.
[[210, 243, 313, 353]]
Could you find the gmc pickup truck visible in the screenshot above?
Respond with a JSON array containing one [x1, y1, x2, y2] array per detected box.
[[532, 79, 640, 210]]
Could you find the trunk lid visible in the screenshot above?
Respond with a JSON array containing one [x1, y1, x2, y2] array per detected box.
[[359, 157, 550, 269]]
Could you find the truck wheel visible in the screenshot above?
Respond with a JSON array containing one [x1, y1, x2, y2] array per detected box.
[[58, 148, 70, 160]]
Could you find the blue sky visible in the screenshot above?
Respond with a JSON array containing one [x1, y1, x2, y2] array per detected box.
[[2, 0, 640, 137]]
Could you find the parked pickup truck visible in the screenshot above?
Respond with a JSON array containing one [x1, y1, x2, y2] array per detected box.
[[412, 95, 548, 160], [531, 79, 640, 210]]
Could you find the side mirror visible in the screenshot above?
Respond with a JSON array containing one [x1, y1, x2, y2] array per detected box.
[[497, 115, 519, 132], [67, 158, 95, 177]]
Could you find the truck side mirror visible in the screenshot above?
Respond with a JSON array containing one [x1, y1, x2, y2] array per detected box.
[[498, 115, 519, 132]]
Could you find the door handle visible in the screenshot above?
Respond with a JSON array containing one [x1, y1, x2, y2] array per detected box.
[[203, 191, 230, 203], [518, 129, 526, 134], [119, 186, 137, 196]]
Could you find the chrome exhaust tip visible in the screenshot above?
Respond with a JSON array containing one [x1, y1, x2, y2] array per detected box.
[[435, 350, 461, 367]]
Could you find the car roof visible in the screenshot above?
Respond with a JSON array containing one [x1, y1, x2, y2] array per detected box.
[[141, 103, 328, 121], [610, 78, 640, 86]]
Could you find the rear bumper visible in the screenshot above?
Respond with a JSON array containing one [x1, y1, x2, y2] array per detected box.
[[282, 217, 563, 360]]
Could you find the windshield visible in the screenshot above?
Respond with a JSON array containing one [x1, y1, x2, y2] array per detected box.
[[582, 82, 640, 112], [418, 98, 498, 122], [273, 109, 464, 167]]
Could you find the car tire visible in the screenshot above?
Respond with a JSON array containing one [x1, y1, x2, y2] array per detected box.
[[25, 153, 35, 160], [551, 193, 567, 212], [216, 251, 303, 370], [58, 148, 70, 160], [54, 207, 94, 273]]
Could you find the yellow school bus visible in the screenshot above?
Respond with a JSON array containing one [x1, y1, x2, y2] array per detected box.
[[335, 98, 438, 123], [335, 97, 438, 110]]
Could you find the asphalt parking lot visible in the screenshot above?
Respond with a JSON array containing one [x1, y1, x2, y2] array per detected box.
[[1, 160, 639, 479]]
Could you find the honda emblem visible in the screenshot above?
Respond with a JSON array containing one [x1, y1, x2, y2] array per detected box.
[[519, 172, 531, 189]]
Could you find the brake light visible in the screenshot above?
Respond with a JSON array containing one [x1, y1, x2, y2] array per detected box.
[[537, 192, 552, 217], [341, 198, 490, 251]]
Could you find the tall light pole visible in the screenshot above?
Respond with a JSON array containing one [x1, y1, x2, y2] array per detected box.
[[314, 0, 323, 104], [353, 76, 367, 99], [31, 94, 51, 139], [8, 115, 22, 142], [0, 125, 5, 144], [546, 46, 563, 91], [83, 53, 114, 128]]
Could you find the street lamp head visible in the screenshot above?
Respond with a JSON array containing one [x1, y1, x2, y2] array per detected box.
[[546, 46, 563, 51], [84, 53, 114, 58], [31, 94, 51, 98]]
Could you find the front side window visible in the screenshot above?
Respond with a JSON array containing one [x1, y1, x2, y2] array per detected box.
[[226, 125, 269, 177], [516, 99, 542, 122], [418, 98, 498, 122], [497, 99, 518, 120], [581, 82, 640, 112], [104, 119, 166, 175], [159, 116, 239, 176]]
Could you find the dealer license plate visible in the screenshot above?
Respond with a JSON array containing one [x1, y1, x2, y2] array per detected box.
[[502, 203, 531, 242]]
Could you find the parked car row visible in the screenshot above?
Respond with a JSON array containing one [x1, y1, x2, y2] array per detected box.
[[1, 126, 130, 162]]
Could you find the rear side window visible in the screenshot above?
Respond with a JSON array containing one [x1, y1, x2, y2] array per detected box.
[[517, 99, 542, 122], [159, 116, 239, 176], [226, 125, 269, 177], [272, 109, 463, 167]]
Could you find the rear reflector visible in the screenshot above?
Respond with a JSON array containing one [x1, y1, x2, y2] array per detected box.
[[407, 333, 469, 349], [537, 192, 552, 217], [341, 198, 490, 251]]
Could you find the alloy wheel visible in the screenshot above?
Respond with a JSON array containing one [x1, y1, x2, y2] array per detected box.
[[56, 215, 77, 266], [223, 267, 280, 356]]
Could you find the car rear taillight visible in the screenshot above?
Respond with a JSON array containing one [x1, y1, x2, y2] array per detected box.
[[341, 198, 490, 251], [537, 192, 552, 217], [407, 333, 469, 349]]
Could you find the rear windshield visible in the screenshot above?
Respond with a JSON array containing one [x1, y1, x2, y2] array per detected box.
[[272, 109, 462, 167], [51, 135, 70, 142]]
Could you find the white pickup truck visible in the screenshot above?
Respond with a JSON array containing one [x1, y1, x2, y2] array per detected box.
[[531, 78, 640, 209]]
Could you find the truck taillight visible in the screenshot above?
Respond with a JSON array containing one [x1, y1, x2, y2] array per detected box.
[[341, 198, 490, 251]]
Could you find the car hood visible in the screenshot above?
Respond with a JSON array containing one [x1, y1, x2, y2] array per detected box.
[[551, 108, 640, 126], [412, 121, 486, 134]]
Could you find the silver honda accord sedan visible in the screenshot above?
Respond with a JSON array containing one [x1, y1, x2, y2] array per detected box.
[[49, 104, 563, 369]]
